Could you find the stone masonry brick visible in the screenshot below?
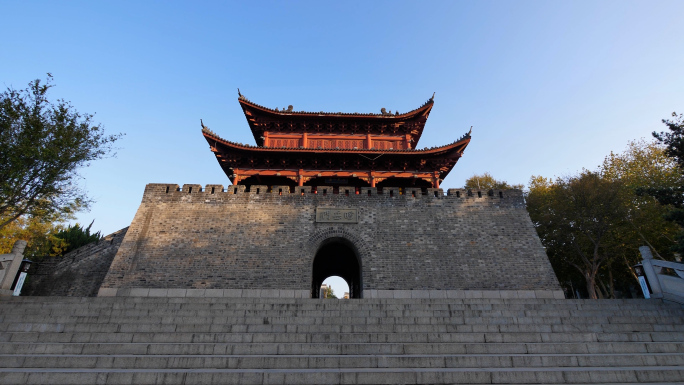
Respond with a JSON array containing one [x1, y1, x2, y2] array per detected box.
[[99, 184, 560, 295]]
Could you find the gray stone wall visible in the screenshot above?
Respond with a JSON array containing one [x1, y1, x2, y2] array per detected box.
[[22, 227, 128, 297], [100, 184, 560, 297]]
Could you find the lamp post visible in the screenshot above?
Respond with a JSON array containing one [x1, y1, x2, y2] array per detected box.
[[633, 264, 650, 299], [11, 259, 33, 296]]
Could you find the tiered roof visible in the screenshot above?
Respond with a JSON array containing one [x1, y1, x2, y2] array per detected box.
[[202, 92, 470, 189]]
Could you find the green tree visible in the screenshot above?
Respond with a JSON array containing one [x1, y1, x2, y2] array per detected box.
[[0, 74, 122, 231], [0, 213, 68, 258], [653, 112, 684, 168], [597, 140, 681, 297], [464, 172, 523, 190], [324, 286, 337, 299], [54, 221, 102, 255], [601, 139, 681, 256], [527, 171, 626, 299], [528, 140, 681, 299], [643, 112, 684, 254]]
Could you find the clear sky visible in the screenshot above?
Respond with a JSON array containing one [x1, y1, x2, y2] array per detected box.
[[2, 1, 684, 296]]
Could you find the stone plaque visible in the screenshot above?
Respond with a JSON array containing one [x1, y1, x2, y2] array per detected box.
[[316, 208, 358, 223]]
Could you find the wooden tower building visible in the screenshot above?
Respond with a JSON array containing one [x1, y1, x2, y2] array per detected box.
[[202, 92, 471, 191]]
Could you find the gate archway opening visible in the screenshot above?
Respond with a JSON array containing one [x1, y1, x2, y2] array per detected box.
[[311, 238, 362, 298], [321, 276, 350, 299]]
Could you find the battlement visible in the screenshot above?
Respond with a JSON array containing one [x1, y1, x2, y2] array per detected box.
[[141, 183, 524, 205]]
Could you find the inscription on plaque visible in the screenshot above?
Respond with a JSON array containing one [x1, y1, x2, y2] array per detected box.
[[316, 208, 358, 223]]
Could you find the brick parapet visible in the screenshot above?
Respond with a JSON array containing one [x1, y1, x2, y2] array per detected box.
[[140, 183, 524, 208]]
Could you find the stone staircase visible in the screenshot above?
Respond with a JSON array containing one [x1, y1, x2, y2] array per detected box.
[[0, 296, 683, 384]]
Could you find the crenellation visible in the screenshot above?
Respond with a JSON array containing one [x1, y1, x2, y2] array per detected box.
[[249, 185, 269, 194], [296, 186, 312, 195], [360, 187, 376, 196], [384, 187, 400, 197], [181, 184, 202, 194], [138, 183, 526, 206], [405, 188, 422, 198], [228, 184, 246, 194], [144, 183, 178, 196], [204, 184, 225, 194], [271, 185, 292, 195], [316, 185, 333, 195], [426, 188, 444, 198], [340, 186, 355, 196]]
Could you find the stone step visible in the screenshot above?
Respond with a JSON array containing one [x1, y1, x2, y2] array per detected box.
[[1, 366, 683, 384], [2, 314, 683, 329], [5, 307, 684, 323], [5, 308, 681, 320], [1, 297, 682, 384], [2, 341, 684, 355], [2, 324, 684, 338], [2, 352, 684, 369], [2, 304, 678, 316], [2, 329, 683, 344], [3, 322, 683, 334], [2, 297, 679, 310]]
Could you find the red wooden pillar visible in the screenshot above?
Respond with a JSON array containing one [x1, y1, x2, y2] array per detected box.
[[432, 171, 440, 189]]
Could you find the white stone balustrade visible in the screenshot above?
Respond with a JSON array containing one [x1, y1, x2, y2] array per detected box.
[[639, 245, 684, 304], [0, 240, 27, 296]]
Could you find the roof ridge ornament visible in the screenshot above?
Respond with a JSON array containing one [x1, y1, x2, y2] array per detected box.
[[238, 88, 247, 101], [200, 119, 217, 136], [430, 92, 435, 101], [456, 126, 473, 142]]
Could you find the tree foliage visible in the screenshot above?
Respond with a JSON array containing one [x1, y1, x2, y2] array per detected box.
[[0, 213, 68, 258], [653, 112, 684, 168], [464, 172, 523, 190], [527, 140, 681, 299], [0, 74, 122, 231], [643, 112, 684, 254], [54, 221, 101, 255], [527, 171, 625, 299], [324, 286, 337, 299]]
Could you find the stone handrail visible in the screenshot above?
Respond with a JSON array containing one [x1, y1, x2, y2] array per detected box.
[[639, 246, 684, 304], [0, 240, 27, 296]]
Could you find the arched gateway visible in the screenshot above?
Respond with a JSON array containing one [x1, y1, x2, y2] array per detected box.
[[311, 238, 362, 298]]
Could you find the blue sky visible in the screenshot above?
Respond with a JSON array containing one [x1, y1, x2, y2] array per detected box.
[[2, 1, 684, 294]]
